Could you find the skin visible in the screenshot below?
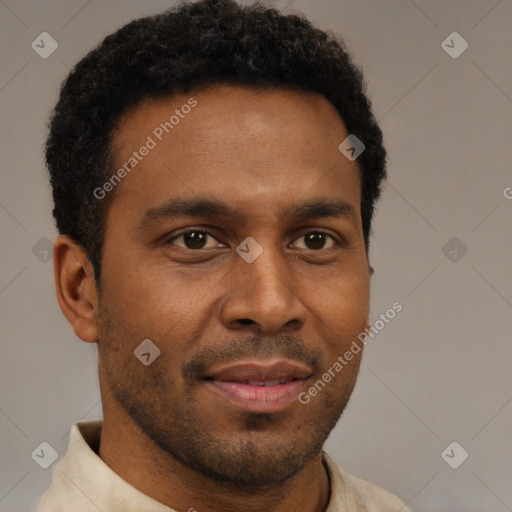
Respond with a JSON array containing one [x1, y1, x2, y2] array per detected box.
[[54, 85, 372, 512]]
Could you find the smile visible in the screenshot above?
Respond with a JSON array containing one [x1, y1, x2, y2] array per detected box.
[[202, 360, 312, 413]]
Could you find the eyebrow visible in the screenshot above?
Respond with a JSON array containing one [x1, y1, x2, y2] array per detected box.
[[139, 197, 358, 230]]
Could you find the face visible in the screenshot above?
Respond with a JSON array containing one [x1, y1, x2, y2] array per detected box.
[[95, 85, 370, 490]]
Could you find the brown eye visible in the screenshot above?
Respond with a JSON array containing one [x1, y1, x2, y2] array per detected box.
[[169, 230, 225, 250], [182, 231, 207, 249], [293, 231, 336, 251]]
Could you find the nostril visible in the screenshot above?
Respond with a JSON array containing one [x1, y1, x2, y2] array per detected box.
[[238, 318, 254, 325]]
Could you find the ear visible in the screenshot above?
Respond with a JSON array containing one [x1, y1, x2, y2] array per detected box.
[[364, 262, 373, 334], [53, 235, 99, 343]]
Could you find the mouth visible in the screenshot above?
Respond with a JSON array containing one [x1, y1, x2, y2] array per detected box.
[[201, 360, 312, 413]]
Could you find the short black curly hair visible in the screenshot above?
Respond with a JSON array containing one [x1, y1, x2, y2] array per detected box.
[[46, 0, 386, 282]]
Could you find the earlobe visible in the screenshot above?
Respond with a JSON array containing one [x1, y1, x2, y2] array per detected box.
[[53, 235, 99, 343]]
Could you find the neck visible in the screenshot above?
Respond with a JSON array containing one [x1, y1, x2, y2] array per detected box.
[[98, 399, 331, 512]]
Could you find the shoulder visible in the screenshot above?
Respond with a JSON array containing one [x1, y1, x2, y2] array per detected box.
[[323, 452, 411, 512]]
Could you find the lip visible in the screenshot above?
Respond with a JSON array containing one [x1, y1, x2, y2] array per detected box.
[[203, 360, 312, 382], [202, 359, 312, 413], [206, 379, 307, 413]]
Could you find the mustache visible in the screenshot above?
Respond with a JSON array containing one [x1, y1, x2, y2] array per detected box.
[[182, 335, 323, 384]]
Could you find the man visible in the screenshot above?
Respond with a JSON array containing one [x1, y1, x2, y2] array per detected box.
[[38, 0, 410, 510]]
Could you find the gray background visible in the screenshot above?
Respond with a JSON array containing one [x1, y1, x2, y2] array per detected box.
[[1, 0, 511, 511]]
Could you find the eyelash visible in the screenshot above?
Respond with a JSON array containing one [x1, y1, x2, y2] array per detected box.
[[165, 228, 339, 251]]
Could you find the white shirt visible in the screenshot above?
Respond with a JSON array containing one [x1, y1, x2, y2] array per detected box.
[[37, 419, 410, 512]]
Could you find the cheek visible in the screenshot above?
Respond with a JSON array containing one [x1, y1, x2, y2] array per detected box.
[[309, 274, 369, 361], [312, 269, 369, 322], [102, 258, 206, 328], [99, 266, 220, 374]]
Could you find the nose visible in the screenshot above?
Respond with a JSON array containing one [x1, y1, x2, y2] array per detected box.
[[219, 246, 308, 335]]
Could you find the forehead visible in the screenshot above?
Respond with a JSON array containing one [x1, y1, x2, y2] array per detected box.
[[113, 84, 347, 144], [107, 85, 362, 226]]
